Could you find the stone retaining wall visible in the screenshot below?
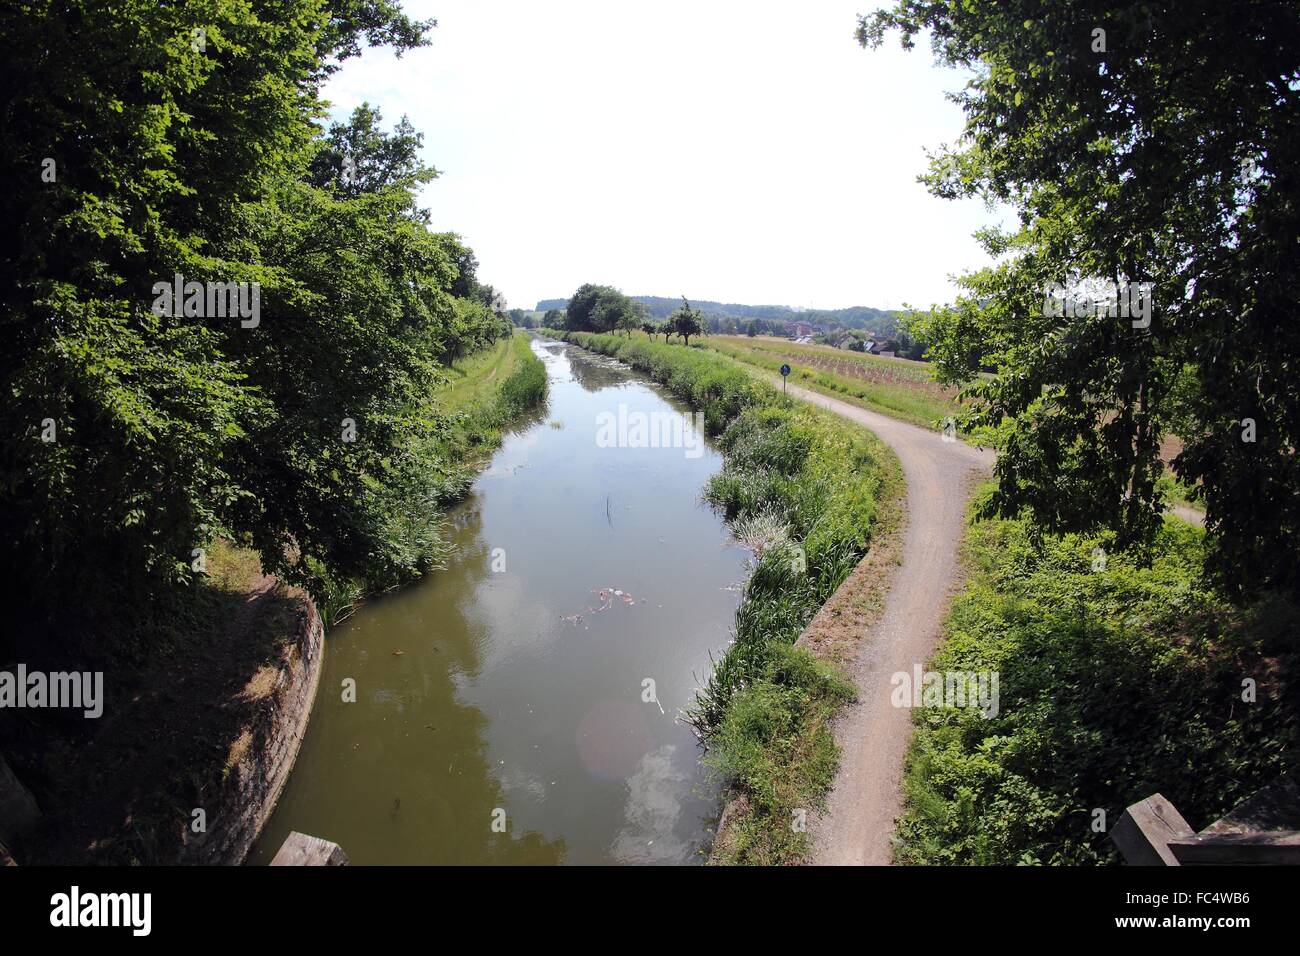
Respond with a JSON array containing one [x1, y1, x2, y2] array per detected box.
[[178, 594, 325, 865]]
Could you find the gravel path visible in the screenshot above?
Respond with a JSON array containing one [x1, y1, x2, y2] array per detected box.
[[781, 382, 992, 865], [781, 380, 1209, 864]]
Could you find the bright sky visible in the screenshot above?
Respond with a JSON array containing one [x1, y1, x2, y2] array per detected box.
[[322, 0, 1000, 312]]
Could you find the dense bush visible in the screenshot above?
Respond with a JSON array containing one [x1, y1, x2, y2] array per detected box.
[[896, 497, 1299, 865]]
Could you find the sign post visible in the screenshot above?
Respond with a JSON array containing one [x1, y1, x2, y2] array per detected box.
[[779, 363, 791, 395]]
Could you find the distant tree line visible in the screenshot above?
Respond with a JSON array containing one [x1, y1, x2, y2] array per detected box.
[[536, 295, 906, 338]]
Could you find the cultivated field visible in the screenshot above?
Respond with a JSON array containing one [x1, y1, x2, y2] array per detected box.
[[699, 335, 978, 437]]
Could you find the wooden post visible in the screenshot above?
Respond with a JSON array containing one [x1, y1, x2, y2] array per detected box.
[[1110, 794, 1194, 866], [270, 831, 349, 866]]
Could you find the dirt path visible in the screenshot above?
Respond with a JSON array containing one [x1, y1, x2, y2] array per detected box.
[[777, 379, 1209, 864], [1172, 503, 1206, 527], [780, 381, 993, 865]]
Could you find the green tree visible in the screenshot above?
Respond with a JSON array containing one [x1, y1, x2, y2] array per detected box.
[[591, 296, 639, 336], [309, 104, 433, 204], [563, 283, 643, 334], [0, 1, 505, 654], [615, 301, 647, 337], [864, 0, 1300, 599], [669, 298, 704, 346], [445, 240, 483, 300], [563, 283, 613, 331]]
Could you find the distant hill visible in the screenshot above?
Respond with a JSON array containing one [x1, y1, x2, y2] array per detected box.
[[534, 295, 906, 335]]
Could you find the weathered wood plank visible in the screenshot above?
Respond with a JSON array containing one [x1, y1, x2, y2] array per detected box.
[[1169, 830, 1300, 866], [269, 831, 349, 866], [1202, 777, 1300, 835], [1111, 794, 1194, 866]]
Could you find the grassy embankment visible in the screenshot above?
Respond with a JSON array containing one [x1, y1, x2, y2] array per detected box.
[[895, 487, 1298, 864], [542, 329, 899, 864], [4, 333, 547, 865], [224, 330, 547, 625]]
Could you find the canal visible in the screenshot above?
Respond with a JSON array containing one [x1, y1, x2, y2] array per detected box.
[[249, 336, 749, 864]]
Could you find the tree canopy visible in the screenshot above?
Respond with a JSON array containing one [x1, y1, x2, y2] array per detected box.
[[669, 298, 704, 346], [0, 1, 510, 654], [561, 283, 643, 334], [866, 0, 1300, 599]]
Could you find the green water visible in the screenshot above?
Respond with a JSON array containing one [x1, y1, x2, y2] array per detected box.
[[249, 337, 748, 864]]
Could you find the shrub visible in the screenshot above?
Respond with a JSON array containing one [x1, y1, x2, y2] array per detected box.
[[895, 505, 1299, 865]]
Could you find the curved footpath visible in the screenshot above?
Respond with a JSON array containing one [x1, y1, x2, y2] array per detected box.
[[779, 381, 992, 865], [780, 379, 1204, 864]]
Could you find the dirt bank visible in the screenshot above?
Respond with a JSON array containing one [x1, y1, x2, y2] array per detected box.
[[3, 550, 324, 865]]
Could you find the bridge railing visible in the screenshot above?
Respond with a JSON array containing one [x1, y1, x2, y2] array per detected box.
[[1112, 778, 1300, 866]]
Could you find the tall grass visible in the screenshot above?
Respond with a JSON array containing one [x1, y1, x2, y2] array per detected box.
[[545, 329, 888, 862]]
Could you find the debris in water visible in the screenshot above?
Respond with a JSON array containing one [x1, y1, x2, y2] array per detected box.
[[562, 587, 640, 624], [392, 649, 404, 656]]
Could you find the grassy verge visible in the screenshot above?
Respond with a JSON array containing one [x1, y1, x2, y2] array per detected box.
[[1156, 471, 1203, 512], [541, 329, 891, 863], [895, 488, 1298, 864], [438, 332, 526, 411], [431, 331, 549, 465], [699, 334, 997, 444]]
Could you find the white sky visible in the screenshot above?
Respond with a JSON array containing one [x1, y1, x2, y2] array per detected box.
[[322, 0, 1000, 312]]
